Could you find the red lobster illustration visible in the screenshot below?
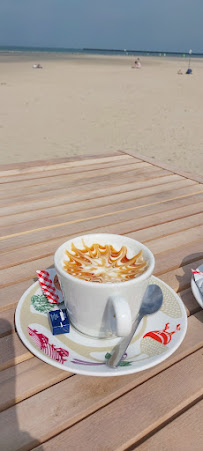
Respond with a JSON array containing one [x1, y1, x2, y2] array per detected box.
[[143, 323, 181, 345], [28, 327, 69, 364]]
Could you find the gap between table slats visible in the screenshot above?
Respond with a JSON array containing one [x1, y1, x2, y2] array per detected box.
[[0, 216, 202, 289], [0, 312, 202, 415], [34, 349, 203, 451], [1, 348, 202, 451], [0, 208, 202, 271], [129, 400, 203, 451], [0, 169, 183, 218], [1, 185, 202, 243], [0, 166, 186, 203], [0, 160, 143, 192], [0, 157, 138, 190], [0, 153, 129, 176], [0, 164, 166, 208], [1, 192, 202, 257], [0, 179, 200, 237], [0, 174, 185, 227]]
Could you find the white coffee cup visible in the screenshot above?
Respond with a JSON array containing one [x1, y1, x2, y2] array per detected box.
[[54, 233, 155, 338]]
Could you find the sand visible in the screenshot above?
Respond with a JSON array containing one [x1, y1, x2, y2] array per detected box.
[[0, 53, 203, 175]]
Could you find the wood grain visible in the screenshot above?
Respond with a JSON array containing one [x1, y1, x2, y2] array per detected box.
[[0, 175, 184, 229], [0, 160, 147, 189], [1, 207, 202, 272], [0, 333, 33, 372], [1, 228, 202, 290], [0, 308, 15, 337], [136, 400, 203, 451], [158, 258, 203, 292], [0, 151, 123, 172], [0, 312, 202, 417], [1, 191, 202, 257], [0, 152, 202, 451], [0, 167, 170, 216], [0, 157, 139, 193], [0, 179, 198, 237], [25, 349, 203, 451], [0, 153, 129, 177], [0, 358, 72, 412]]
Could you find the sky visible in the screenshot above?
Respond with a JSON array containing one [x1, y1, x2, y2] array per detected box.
[[0, 0, 203, 53]]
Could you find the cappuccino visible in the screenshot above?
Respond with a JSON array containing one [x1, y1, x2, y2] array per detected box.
[[63, 240, 148, 283]]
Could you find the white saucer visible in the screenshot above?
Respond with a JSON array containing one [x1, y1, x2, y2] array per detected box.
[[191, 263, 203, 309], [15, 275, 187, 377]]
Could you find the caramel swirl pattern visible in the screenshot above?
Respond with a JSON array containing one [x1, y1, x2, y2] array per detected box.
[[63, 241, 148, 283]]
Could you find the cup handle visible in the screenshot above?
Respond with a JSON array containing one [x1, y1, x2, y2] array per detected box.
[[108, 295, 132, 337]]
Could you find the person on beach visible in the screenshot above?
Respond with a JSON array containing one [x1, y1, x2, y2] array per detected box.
[[132, 58, 141, 69]]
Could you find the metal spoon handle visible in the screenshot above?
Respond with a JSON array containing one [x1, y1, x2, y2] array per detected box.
[[107, 314, 142, 368]]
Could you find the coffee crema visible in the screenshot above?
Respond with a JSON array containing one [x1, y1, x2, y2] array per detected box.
[[63, 241, 148, 283]]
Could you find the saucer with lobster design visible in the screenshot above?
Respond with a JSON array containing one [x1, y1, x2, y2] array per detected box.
[[15, 274, 187, 377]]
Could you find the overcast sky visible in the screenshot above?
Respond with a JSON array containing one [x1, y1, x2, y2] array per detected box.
[[0, 0, 202, 53]]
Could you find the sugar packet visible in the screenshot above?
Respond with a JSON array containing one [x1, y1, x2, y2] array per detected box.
[[36, 268, 64, 304]]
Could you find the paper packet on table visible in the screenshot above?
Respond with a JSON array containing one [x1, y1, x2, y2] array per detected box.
[[36, 268, 64, 304], [36, 269, 71, 335], [191, 269, 203, 296]]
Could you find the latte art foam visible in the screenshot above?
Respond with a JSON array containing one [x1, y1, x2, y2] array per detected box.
[[63, 241, 148, 283]]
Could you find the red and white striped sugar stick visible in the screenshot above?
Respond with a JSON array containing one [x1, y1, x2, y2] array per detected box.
[[37, 270, 60, 303]]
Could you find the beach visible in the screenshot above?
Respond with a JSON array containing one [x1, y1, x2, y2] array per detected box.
[[0, 53, 203, 175]]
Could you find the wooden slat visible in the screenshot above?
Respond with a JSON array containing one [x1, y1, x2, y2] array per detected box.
[[0, 151, 123, 172], [0, 159, 143, 186], [0, 158, 138, 193], [0, 152, 129, 176], [136, 400, 203, 451], [0, 151, 202, 451], [0, 167, 170, 215], [123, 149, 203, 184], [153, 240, 203, 276], [0, 164, 169, 210], [0, 333, 33, 372], [158, 258, 203, 293], [0, 157, 138, 192], [1, 227, 202, 290], [0, 312, 202, 411], [0, 198, 202, 270], [178, 288, 202, 317], [127, 213, 203, 245], [0, 180, 199, 237], [1, 284, 200, 338], [0, 210, 202, 272], [146, 225, 203, 255], [0, 359, 72, 412], [1, 235, 201, 314], [36, 350, 203, 451], [0, 169, 186, 202], [0, 168, 171, 219], [2, 349, 201, 451], [0, 308, 15, 337], [0, 174, 184, 227], [0, 256, 55, 289], [1, 191, 202, 256], [0, 279, 35, 313]]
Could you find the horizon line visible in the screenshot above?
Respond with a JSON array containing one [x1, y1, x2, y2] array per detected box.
[[0, 45, 202, 55]]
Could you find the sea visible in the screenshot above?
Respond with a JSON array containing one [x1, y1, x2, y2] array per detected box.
[[0, 46, 202, 59]]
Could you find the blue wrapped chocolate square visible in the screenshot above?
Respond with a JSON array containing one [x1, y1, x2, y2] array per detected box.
[[49, 309, 70, 335]]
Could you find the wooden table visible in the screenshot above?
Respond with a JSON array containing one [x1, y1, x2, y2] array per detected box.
[[0, 150, 203, 450]]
